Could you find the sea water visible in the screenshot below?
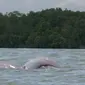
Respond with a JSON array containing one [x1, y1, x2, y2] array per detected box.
[[0, 48, 85, 85]]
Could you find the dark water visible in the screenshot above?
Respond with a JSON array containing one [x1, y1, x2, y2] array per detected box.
[[0, 48, 85, 85]]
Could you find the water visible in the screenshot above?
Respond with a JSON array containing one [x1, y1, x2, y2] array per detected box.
[[0, 48, 85, 85]]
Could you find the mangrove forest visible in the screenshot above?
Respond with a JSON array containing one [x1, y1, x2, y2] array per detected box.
[[0, 8, 85, 48]]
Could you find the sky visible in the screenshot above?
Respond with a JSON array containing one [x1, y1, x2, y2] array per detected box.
[[0, 0, 85, 13]]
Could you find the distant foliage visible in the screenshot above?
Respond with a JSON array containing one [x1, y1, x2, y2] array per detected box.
[[0, 8, 85, 48]]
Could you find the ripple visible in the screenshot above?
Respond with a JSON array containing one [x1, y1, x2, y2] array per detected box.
[[0, 49, 85, 85]]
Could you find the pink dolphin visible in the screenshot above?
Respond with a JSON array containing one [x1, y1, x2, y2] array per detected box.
[[0, 61, 16, 69], [22, 57, 57, 70], [0, 57, 58, 70]]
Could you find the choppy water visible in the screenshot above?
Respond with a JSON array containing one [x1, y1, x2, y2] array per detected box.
[[0, 48, 85, 85]]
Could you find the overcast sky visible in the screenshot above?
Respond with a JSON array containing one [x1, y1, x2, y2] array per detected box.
[[0, 0, 85, 13]]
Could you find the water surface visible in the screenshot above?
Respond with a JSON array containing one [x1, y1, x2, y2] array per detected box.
[[0, 48, 85, 85]]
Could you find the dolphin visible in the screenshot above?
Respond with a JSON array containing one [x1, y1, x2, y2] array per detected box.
[[0, 61, 16, 69], [22, 57, 57, 70], [0, 57, 58, 70]]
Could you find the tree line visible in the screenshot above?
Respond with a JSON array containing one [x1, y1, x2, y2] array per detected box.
[[0, 8, 85, 48]]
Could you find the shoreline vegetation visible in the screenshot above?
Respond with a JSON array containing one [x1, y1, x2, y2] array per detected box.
[[0, 8, 85, 48]]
